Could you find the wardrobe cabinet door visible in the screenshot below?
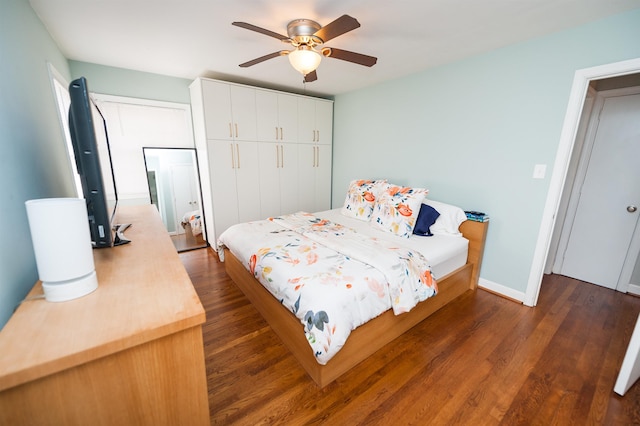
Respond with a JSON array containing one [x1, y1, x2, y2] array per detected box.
[[229, 85, 257, 141], [279, 143, 299, 215], [207, 140, 239, 240], [201, 81, 233, 141], [234, 141, 261, 223], [315, 100, 333, 145], [258, 142, 281, 218]]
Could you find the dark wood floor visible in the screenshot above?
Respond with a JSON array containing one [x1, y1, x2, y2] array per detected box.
[[180, 247, 640, 425]]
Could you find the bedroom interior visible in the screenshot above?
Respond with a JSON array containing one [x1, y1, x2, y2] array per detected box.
[[2, 0, 640, 423]]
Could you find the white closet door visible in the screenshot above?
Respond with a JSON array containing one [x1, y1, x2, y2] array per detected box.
[[234, 141, 261, 223], [201, 81, 233, 140], [297, 97, 316, 144], [229, 85, 257, 141], [277, 94, 298, 143], [315, 145, 332, 211], [298, 144, 317, 212], [315, 100, 333, 145], [279, 143, 299, 215], [208, 141, 239, 239], [258, 142, 281, 218], [256, 91, 279, 142]]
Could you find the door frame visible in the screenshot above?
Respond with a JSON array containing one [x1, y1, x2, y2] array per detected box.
[[524, 57, 640, 307], [553, 86, 640, 291]]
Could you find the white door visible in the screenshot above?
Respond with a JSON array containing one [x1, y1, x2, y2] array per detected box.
[[560, 91, 640, 289]]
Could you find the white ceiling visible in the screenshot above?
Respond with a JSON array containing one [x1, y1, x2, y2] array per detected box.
[[29, 0, 640, 97]]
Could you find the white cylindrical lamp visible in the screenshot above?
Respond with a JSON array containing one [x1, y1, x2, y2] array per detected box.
[[25, 198, 98, 302]]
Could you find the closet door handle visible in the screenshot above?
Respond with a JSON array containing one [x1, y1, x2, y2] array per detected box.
[[236, 144, 240, 168], [229, 123, 233, 138], [230, 143, 235, 169], [280, 127, 283, 140], [275, 145, 280, 168], [235, 123, 239, 138], [316, 130, 320, 142], [275, 126, 279, 140], [316, 146, 319, 168]]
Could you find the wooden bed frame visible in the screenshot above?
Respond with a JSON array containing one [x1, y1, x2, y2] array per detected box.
[[223, 219, 489, 387]]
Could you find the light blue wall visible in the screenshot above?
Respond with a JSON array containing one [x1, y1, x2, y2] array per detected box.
[[69, 61, 192, 104], [0, 0, 75, 328], [332, 9, 640, 296], [0, 2, 193, 330]]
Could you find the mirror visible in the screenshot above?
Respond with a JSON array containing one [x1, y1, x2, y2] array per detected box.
[[143, 147, 207, 252]]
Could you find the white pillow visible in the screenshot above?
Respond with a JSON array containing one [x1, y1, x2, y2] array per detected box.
[[422, 199, 467, 236], [370, 184, 428, 238], [341, 179, 387, 221]]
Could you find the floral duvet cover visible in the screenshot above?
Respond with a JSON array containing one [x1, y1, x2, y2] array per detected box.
[[217, 212, 438, 365]]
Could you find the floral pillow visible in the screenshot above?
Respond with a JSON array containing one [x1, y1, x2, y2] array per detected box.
[[370, 184, 428, 238], [341, 179, 387, 221]]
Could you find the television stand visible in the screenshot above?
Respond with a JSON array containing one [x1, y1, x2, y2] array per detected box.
[[113, 223, 132, 246]]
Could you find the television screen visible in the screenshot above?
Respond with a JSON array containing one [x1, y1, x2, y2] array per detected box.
[[68, 77, 121, 248]]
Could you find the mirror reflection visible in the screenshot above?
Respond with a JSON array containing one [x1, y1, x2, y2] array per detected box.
[[143, 147, 207, 252]]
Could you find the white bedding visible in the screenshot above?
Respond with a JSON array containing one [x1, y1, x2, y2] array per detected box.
[[218, 209, 469, 365], [317, 209, 468, 279]]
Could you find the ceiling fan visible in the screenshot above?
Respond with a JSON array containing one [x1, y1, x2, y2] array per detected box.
[[232, 15, 377, 83]]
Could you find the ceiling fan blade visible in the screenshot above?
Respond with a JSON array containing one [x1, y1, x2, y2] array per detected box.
[[313, 15, 360, 43], [321, 47, 377, 67], [232, 22, 290, 41], [239, 51, 289, 68], [304, 70, 318, 83]]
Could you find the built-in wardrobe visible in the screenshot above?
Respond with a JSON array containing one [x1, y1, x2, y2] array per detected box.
[[189, 78, 333, 245]]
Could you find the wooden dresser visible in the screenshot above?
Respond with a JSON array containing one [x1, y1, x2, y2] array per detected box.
[[0, 205, 209, 425]]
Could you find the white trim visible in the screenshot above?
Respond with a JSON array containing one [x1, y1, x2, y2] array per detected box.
[[629, 283, 640, 297], [524, 58, 640, 307], [479, 278, 525, 303]]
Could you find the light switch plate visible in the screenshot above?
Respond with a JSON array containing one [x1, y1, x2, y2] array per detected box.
[[533, 164, 547, 179]]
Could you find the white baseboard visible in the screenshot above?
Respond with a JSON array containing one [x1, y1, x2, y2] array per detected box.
[[478, 278, 526, 303], [628, 283, 640, 296]]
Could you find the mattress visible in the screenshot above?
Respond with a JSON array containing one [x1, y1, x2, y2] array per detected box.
[[316, 209, 469, 279]]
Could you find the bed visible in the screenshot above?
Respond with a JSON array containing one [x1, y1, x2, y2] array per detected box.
[[218, 181, 489, 387]]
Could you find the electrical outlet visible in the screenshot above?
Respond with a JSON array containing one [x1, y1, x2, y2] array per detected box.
[[533, 164, 546, 179]]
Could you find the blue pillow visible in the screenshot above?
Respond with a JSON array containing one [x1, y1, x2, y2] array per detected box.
[[413, 204, 440, 236]]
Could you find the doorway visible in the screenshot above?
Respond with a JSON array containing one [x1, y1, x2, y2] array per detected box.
[[143, 148, 207, 252], [546, 73, 640, 295], [526, 58, 640, 307], [552, 86, 640, 291]]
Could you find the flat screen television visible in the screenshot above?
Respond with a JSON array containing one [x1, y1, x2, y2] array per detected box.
[[68, 77, 130, 247]]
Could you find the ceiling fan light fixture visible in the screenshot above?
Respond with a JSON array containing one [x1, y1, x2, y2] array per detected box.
[[288, 46, 321, 76]]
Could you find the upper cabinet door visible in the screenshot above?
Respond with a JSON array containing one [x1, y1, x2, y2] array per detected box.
[[201, 80, 257, 141], [256, 91, 298, 143], [315, 100, 333, 145], [201, 80, 233, 140], [229, 85, 257, 141], [256, 91, 279, 142], [297, 98, 333, 145], [297, 97, 316, 144], [277, 94, 298, 143]]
